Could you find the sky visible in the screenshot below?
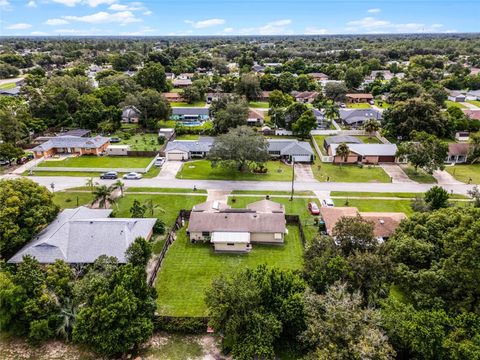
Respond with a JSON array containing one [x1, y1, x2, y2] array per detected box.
[[0, 0, 479, 37]]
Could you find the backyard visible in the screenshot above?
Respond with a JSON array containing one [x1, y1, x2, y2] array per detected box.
[[37, 156, 153, 168], [115, 133, 160, 151], [176, 160, 293, 181], [249, 101, 269, 108], [445, 164, 480, 184], [155, 226, 303, 316], [170, 101, 206, 107]]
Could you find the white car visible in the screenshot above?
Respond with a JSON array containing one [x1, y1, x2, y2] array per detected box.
[[123, 172, 143, 180], [321, 198, 335, 207], [154, 157, 165, 167]]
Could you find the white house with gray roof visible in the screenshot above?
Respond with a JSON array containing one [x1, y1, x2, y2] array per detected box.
[[32, 135, 110, 159], [8, 207, 156, 264], [267, 139, 314, 163], [339, 108, 383, 128], [164, 137, 214, 161]]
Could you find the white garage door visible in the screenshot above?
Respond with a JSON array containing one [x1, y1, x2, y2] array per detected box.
[[166, 151, 188, 161], [292, 155, 311, 162]]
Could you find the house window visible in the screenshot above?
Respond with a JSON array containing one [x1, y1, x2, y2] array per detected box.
[[202, 231, 210, 237], [226, 243, 235, 246]]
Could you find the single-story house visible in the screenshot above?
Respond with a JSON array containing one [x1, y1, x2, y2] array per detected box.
[[165, 72, 175, 80], [328, 143, 398, 164], [455, 131, 470, 142], [247, 108, 265, 126], [346, 93, 374, 104], [466, 90, 480, 101], [206, 92, 232, 103], [267, 139, 315, 163], [187, 200, 287, 253], [309, 72, 329, 81], [172, 79, 192, 88], [447, 90, 466, 102], [0, 87, 21, 96], [368, 70, 394, 81], [106, 144, 130, 156], [252, 64, 265, 73], [338, 108, 383, 128], [312, 108, 328, 129], [463, 110, 480, 120], [171, 107, 210, 122], [8, 207, 156, 264], [323, 135, 362, 151], [177, 73, 194, 80], [32, 135, 110, 159], [164, 137, 214, 161], [446, 143, 470, 164], [292, 91, 319, 103], [320, 206, 406, 242], [121, 105, 141, 123], [162, 92, 185, 102]]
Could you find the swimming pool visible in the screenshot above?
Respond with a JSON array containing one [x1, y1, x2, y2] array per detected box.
[[179, 121, 204, 127]]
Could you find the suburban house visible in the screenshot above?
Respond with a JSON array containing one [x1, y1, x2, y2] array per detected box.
[[447, 90, 466, 102], [172, 79, 192, 88], [162, 92, 185, 102], [320, 206, 406, 242], [33, 129, 92, 145], [0, 87, 21, 96], [32, 135, 110, 159], [267, 139, 315, 163], [171, 107, 210, 122], [338, 108, 383, 127], [252, 63, 265, 73], [328, 143, 398, 164], [177, 73, 194, 80], [466, 90, 480, 101], [247, 108, 265, 126], [164, 137, 214, 161], [308, 72, 329, 82], [187, 200, 287, 253], [345, 93, 374, 104], [446, 143, 470, 164], [121, 105, 141, 123], [455, 131, 470, 142], [292, 91, 319, 103], [8, 207, 156, 264]]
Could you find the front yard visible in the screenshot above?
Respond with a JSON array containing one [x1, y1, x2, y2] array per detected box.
[[37, 156, 153, 168], [467, 100, 480, 107], [401, 165, 437, 184], [312, 160, 390, 183], [53, 191, 94, 208], [445, 100, 466, 109], [155, 226, 303, 316], [176, 160, 293, 181], [445, 164, 480, 184], [346, 103, 371, 109]]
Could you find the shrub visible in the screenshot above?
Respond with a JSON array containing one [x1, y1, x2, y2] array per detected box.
[[154, 316, 207, 334]]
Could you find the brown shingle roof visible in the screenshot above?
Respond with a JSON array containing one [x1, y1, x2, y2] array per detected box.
[[346, 93, 373, 99], [448, 143, 470, 156], [463, 110, 480, 120]]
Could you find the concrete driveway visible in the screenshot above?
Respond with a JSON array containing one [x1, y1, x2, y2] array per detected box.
[[380, 164, 415, 183], [433, 170, 464, 185], [295, 164, 315, 181], [156, 161, 183, 179]]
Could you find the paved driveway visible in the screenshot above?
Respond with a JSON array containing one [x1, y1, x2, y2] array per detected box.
[[380, 164, 415, 183], [295, 164, 315, 181], [433, 170, 464, 185], [156, 161, 183, 179]]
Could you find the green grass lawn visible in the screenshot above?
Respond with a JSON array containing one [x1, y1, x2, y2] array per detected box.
[[0, 82, 16, 90], [341, 199, 414, 216], [155, 226, 303, 316], [347, 103, 371, 109], [331, 191, 468, 199], [312, 160, 390, 183], [445, 100, 466, 109], [170, 101, 206, 107], [115, 133, 160, 151], [125, 187, 207, 194], [467, 100, 480, 107], [53, 191, 94, 208], [37, 156, 153, 169], [249, 101, 269, 108], [401, 165, 437, 184], [177, 160, 293, 181], [115, 194, 206, 228], [26, 166, 160, 178], [312, 135, 332, 155], [174, 134, 200, 140], [230, 190, 315, 196], [374, 100, 391, 109], [355, 135, 382, 144], [445, 164, 480, 184]]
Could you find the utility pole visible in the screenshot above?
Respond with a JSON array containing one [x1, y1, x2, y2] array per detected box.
[[290, 157, 295, 201]]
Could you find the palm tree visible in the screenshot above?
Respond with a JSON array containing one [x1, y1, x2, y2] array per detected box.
[[323, 103, 340, 121], [56, 298, 77, 341], [363, 119, 380, 138], [144, 199, 165, 217], [113, 180, 125, 197], [92, 185, 115, 209], [85, 177, 96, 190], [336, 142, 350, 167]]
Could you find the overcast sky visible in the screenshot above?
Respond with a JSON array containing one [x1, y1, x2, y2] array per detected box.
[[0, 0, 478, 36]]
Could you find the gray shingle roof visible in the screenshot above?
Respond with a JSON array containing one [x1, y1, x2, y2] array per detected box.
[[32, 136, 110, 152], [339, 109, 383, 125], [8, 207, 156, 264], [324, 135, 363, 148], [267, 139, 314, 156], [330, 143, 397, 156], [172, 107, 209, 116], [165, 137, 214, 153]]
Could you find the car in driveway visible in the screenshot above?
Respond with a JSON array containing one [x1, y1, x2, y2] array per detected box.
[[123, 172, 143, 180], [110, 137, 121, 143], [321, 198, 335, 207], [308, 202, 320, 215], [100, 171, 118, 180], [154, 157, 165, 167]]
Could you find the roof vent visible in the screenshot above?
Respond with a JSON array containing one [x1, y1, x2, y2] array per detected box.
[[379, 219, 385, 224]]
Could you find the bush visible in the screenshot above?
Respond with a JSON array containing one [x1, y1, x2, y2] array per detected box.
[[28, 319, 53, 345], [154, 316, 208, 334], [153, 219, 166, 235]]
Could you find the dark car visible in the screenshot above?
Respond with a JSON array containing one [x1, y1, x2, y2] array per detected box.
[[100, 171, 118, 180], [110, 137, 121, 143]]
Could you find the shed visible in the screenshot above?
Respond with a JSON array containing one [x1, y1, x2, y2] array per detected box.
[[106, 144, 130, 156]]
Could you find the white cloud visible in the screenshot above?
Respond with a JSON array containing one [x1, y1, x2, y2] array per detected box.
[[51, 0, 81, 6], [304, 27, 329, 35], [45, 18, 69, 25], [7, 22, 32, 29], [51, 0, 116, 7], [346, 17, 390, 29], [27, 1, 37, 7], [223, 27, 233, 33], [142, 10, 151, 15], [258, 19, 292, 35], [367, 8, 381, 13], [85, 0, 116, 6], [63, 11, 141, 24], [184, 18, 225, 29], [0, 0, 12, 10], [120, 26, 156, 35], [345, 16, 449, 34], [31, 31, 49, 35]]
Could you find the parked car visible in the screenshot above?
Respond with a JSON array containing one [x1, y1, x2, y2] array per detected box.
[[340, 103, 346, 108], [110, 137, 121, 143], [308, 202, 320, 215], [100, 171, 118, 180], [0, 160, 9, 166], [321, 198, 335, 207], [368, 100, 375, 105], [123, 172, 142, 180], [154, 157, 165, 167]]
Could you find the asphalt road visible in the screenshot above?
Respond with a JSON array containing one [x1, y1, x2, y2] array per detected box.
[[2, 174, 475, 195]]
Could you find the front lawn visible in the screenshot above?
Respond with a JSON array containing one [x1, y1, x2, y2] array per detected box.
[[249, 101, 269, 108], [53, 191, 94, 208], [115, 133, 160, 151], [155, 226, 303, 316], [445, 100, 466, 109], [312, 160, 390, 183], [330, 191, 468, 199], [230, 190, 315, 196], [374, 100, 390, 109], [37, 156, 153, 168], [445, 164, 480, 184], [26, 165, 160, 178], [401, 165, 437, 184], [125, 187, 207, 194], [170, 101, 206, 107], [347, 103, 371, 109], [467, 100, 480, 107], [177, 160, 293, 181], [0, 82, 16, 90]]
